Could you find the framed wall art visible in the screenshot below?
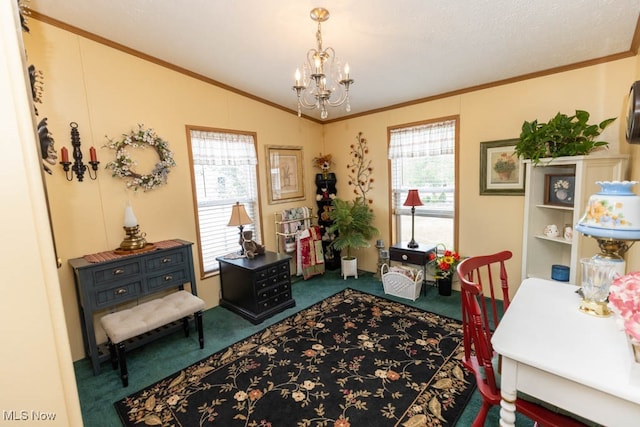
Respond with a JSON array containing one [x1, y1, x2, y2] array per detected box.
[[266, 145, 305, 204], [544, 174, 575, 207], [479, 139, 525, 195]]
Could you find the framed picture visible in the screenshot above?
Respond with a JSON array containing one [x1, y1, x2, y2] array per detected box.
[[266, 145, 305, 204], [544, 174, 575, 207], [479, 139, 525, 195]]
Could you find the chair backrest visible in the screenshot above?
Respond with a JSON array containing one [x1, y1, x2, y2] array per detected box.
[[456, 250, 512, 396]]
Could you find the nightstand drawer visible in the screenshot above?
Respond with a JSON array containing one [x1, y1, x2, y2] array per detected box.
[[389, 248, 429, 265]]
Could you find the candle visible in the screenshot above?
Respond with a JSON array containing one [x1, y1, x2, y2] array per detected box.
[[124, 203, 138, 227], [344, 63, 350, 79], [89, 146, 97, 162], [294, 68, 301, 86], [60, 146, 69, 163]]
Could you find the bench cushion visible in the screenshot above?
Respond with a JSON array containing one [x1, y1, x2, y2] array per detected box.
[[101, 290, 204, 344]]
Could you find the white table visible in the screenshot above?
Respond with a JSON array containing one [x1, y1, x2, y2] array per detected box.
[[491, 277, 640, 427]]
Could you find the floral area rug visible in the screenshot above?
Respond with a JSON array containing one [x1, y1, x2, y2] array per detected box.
[[114, 288, 476, 426]]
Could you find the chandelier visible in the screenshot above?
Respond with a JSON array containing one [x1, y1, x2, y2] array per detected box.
[[292, 7, 354, 120]]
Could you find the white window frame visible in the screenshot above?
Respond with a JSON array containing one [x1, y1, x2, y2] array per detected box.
[[187, 126, 261, 277], [388, 117, 459, 250]]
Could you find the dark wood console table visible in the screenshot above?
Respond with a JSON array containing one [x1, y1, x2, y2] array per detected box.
[[69, 239, 197, 375], [216, 251, 294, 324]]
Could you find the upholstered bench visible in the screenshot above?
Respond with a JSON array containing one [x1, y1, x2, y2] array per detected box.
[[100, 290, 205, 386]]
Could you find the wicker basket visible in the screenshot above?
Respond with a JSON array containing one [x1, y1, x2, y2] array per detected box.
[[381, 263, 424, 301]]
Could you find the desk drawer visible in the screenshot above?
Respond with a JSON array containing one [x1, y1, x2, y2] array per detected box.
[[94, 281, 141, 308], [92, 261, 142, 286], [389, 248, 429, 265]]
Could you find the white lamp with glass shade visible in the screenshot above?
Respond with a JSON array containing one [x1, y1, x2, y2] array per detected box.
[[119, 202, 147, 251], [228, 202, 253, 254], [575, 181, 640, 274], [574, 181, 640, 316]]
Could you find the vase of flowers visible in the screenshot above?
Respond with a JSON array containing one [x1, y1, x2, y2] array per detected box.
[[608, 272, 640, 368], [429, 246, 461, 296]]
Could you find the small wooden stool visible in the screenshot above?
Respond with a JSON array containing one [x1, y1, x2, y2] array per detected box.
[[100, 290, 205, 386]]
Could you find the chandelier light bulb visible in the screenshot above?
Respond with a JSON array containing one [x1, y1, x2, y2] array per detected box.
[[294, 69, 301, 86]]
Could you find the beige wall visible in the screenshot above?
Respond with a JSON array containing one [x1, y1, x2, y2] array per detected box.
[[325, 58, 639, 296], [24, 18, 640, 364], [1, 2, 81, 424], [24, 20, 324, 361]]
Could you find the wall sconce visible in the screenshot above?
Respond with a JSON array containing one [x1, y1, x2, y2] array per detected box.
[[403, 189, 424, 248], [59, 122, 99, 181], [227, 202, 253, 254]]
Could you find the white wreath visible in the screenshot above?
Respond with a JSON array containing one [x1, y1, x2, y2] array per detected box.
[[105, 125, 175, 191]]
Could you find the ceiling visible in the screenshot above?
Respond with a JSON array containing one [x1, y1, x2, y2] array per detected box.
[[28, 0, 640, 122]]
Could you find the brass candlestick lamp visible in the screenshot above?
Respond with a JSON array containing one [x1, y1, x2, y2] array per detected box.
[[119, 203, 147, 251]]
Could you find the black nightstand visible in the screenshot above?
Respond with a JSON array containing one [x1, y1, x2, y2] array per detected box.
[[216, 251, 294, 324], [388, 242, 436, 291]]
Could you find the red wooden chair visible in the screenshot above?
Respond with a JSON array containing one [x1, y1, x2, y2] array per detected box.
[[457, 251, 587, 427]]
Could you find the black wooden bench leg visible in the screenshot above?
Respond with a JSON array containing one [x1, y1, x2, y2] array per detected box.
[[196, 311, 204, 349], [116, 342, 128, 387], [108, 339, 118, 370], [182, 317, 190, 337]]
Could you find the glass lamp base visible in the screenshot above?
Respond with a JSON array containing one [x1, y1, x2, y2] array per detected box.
[[579, 299, 611, 317]]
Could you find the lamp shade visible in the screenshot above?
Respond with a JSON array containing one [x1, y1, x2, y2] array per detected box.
[[124, 203, 138, 227], [227, 202, 253, 227], [403, 189, 424, 207], [575, 181, 640, 240]]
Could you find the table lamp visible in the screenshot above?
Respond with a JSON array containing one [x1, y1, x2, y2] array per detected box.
[[575, 181, 640, 275], [575, 181, 640, 316], [119, 202, 147, 251], [403, 189, 423, 248], [227, 202, 253, 254]]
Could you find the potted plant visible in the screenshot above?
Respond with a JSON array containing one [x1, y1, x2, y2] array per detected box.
[[515, 110, 616, 165], [327, 197, 379, 279], [428, 246, 461, 296]]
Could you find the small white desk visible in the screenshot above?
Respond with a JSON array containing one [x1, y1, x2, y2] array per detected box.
[[491, 278, 640, 427]]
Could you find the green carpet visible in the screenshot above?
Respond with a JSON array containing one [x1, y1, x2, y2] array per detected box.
[[74, 269, 534, 426]]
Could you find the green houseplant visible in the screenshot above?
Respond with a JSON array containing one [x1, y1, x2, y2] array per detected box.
[[327, 198, 379, 278], [515, 110, 616, 164]]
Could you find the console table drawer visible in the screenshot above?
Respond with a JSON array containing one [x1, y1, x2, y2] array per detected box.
[[94, 281, 141, 308], [92, 261, 142, 286], [146, 268, 188, 291], [145, 249, 186, 272]]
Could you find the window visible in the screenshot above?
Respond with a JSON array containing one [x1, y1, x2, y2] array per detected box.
[[388, 118, 458, 249], [187, 127, 261, 276]]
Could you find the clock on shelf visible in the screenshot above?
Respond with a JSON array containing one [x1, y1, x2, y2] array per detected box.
[[626, 80, 640, 144]]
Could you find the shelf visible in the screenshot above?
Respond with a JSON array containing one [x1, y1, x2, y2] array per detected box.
[[534, 234, 572, 245], [522, 155, 629, 285], [535, 204, 574, 211], [274, 208, 314, 254]]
